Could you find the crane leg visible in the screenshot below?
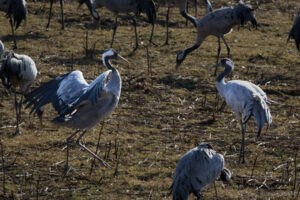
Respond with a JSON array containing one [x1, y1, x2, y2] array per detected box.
[[60, 0, 65, 30], [9, 16, 17, 49], [221, 36, 230, 58], [194, 0, 198, 19], [111, 15, 118, 48], [132, 17, 139, 51], [46, 0, 54, 29], [76, 130, 112, 168], [63, 129, 81, 176], [213, 181, 219, 200], [165, 2, 170, 45], [14, 93, 20, 134], [239, 119, 246, 163], [214, 37, 221, 76]]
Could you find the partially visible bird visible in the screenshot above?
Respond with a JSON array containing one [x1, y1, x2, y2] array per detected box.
[[216, 58, 272, 163], [46, 0, 100, 30], [170, 143, 231, 200], [25, 48, 128, 173], [287, 10, 300, 51], [0, 40, 4, 58], [93, 0, 156, 50], [0, 51, 37, 134], [0, 0, 27, 49], [175, 3, 257, 75], [160, 0, 213, 45]]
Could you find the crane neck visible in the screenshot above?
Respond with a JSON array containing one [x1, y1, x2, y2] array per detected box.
[[103, 56, 116, 72], [216, 65, 233, 83]]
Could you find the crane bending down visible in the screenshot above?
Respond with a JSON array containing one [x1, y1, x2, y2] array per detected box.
[[25, 49, 128, 172], [170, 143, 231, 200], [46, 0, 100, 30], [0, 0, 27, 49], [287, 10, 300, 51], [161, 0, 213, 45], [0, 51, 37, 134], [175, 3, 257, 75], [93, 0, 156, 50], [216, 58, 272, 163]]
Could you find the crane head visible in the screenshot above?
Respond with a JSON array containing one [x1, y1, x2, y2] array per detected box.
[[220, 168, 231, 182], [220, 58, 234, 70], [102, 49, 129, 67]]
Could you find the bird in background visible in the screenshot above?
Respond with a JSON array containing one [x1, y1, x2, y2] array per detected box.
[[175, 3, 257, 75], [216, 58, 272, 163], [46, 0, 100, 30], [158, 0, 213, 45], [0, 0, 27, 49], [287, 10, 300, 51], [25, 48, 128, 174], [92, 0, 156, 50], [170, 143, 231, 200], [0, 50, 37, 134]]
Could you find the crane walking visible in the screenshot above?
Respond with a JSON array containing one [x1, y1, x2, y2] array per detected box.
[[0, 51, 37, 134], [216, 58, 272, 163], [25, 49, 128, 173], [175, 3, 257, 75], [287, 10, 300, 51], [93, 0, 156, 50], [0, 0, 27, 49], [170, 143, 231, 200]]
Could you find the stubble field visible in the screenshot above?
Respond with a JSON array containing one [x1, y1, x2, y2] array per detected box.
[[0, 0, 299, 199]]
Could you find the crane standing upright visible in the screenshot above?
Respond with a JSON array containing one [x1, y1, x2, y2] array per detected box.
[[216, 58, 272, 163]]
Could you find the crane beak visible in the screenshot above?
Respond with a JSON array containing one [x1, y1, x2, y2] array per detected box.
[[117, 54, 130, 65]]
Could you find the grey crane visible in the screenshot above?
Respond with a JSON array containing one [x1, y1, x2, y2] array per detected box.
[[93, 0, 156, 50], [46, 0, 100, 30], [175, 3, 257, 75], [25, 48, 128, 172], [216, 58, 272, 163], [0, 51, 37, 134], [0, 0, 27, 49], [287, 10, 300, 51], [170, 143, 231, 200], [160, 0, 212, 44]]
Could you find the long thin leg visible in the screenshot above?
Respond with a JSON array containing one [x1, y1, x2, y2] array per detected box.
[[111, 14, 118, 48], [76, 130, 111, 168], [214, 37, 221, 76], [239, 119, 246, 163], [46, 0, 54, 29], [132, 17, 139, 50], [165, 2, 170, 45], [14, 93, 19, 134], [221, 36, 230, 58], [17, 95, 23, 127], [63, 129, 81, 175], [213, 181, 219, 200], [194, 0, 198, 19], [9, 16, 17, 49], [60, 0, 65, 30]]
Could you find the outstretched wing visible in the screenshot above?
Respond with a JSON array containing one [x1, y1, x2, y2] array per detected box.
[[25, 71, 88, 115], [60, 70, 111, 116]]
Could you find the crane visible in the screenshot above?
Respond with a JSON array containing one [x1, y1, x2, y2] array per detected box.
[[0, 0, 27, 49], [175, 3, 257, 75], [216, 58, 272, 163], [93, 0, 156, 50], [170, 143, 231, 200], [25, 48, 128, 173], [46, 0, 100, 30], [0, 51, 37, 134], [287, 10, 300, 51]]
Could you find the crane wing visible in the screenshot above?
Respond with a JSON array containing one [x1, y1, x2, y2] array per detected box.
[[59, 70, 111, 116], [25, 71, 88, 115]]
